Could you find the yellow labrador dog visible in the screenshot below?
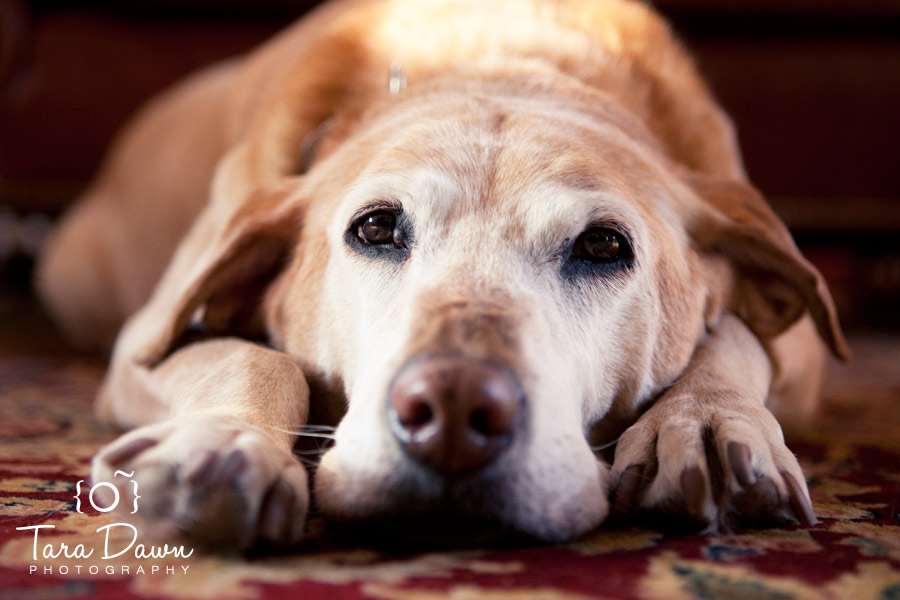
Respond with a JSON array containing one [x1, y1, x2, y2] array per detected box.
[[38, 0, 849, 550]]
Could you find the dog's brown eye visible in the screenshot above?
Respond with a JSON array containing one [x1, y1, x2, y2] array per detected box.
[[574, 227, 628, 263], [357, 211, 397, 245]]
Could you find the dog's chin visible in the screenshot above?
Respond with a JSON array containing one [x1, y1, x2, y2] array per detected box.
[[314, 458, 602, 548], [314, 474, 537, 548]]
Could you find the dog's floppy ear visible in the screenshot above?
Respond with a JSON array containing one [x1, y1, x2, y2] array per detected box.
[[135, 182, 304, 367], [686, 173, 850, 361]]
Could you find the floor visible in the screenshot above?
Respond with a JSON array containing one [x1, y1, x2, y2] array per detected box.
[[1, 287, 899, 600]]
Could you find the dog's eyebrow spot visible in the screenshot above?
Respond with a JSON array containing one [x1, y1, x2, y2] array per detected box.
[[557, 170, 604, 192], [544, 158, 607, 192], [491, 113, 507, 133]]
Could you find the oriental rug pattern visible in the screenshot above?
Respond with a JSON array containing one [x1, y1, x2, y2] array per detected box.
[[1, 337, 899, 600]]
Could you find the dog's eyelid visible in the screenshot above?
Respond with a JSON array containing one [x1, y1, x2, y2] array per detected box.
[[584, 222, 636, 258], [348, 200, 403, 224], [584, 221, 632, 244]]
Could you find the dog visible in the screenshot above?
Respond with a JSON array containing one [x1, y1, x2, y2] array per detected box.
[[37, 0, 850, 550]]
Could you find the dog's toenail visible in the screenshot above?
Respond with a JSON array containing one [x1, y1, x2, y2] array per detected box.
[[183, 449, 218, 485], [258, 479, 294, 542], [105, 437, 158, 466], [681, 466, 709, 522], [212, 449, 249, 485], [781, 471, 818, 527], [613, 464, 645, 515], [727, 442, 757, 487]]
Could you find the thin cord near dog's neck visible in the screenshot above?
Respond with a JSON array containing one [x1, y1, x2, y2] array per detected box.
[[389, 63, 406, 95]]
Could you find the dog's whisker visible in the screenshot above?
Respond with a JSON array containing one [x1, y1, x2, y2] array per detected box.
[[591, 439, 618, 452], [290, 432, 336, 440], [267, 425, 337, 439], [292, 425, 337, 432], [295, 455, 321, 468]]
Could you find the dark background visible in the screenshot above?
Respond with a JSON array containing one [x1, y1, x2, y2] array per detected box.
[[1, 0, 899, 334]]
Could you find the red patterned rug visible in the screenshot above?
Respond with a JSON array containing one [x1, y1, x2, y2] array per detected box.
[[2, 300, 899, 599]]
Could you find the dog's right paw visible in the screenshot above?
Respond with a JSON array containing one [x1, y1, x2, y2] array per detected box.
[[91, 414, 307, 553]]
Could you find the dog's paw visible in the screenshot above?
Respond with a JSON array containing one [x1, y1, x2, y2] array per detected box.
[[91, 414, 307, 552], [610, 403, 816, 532]]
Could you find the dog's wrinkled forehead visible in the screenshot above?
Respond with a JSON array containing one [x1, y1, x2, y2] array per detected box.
[[333, 100, 668, 255]]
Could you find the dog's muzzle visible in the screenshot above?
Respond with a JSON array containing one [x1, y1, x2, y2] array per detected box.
[[387, 353, 524, 475]]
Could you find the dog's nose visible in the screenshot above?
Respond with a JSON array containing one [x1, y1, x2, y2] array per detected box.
[[388, 354, 523, 475]]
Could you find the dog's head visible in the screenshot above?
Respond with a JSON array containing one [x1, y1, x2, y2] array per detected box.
[[136, 73, 847, 543]]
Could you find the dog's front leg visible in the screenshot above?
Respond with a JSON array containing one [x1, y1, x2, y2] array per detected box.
[[610, 314, 817, 532], [91, 336, 310, 552]]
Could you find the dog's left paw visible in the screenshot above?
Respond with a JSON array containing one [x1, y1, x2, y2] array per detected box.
[[610, 401, 817, 532]]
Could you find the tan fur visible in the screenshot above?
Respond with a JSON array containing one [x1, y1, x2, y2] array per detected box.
[[38, 0, 846, 548]]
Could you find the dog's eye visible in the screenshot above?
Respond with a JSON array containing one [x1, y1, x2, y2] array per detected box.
[[345, 206, 410, 262], [572, 227, 630, 263], [357, 211, 397, 245]]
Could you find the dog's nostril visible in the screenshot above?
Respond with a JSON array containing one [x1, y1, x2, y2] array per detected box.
[[402, 399, 433, 428], [469, 409, 491, 436]]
